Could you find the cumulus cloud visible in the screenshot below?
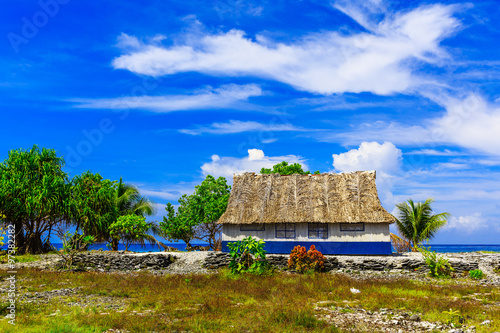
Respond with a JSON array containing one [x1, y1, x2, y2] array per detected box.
[[179, 120, 308, 135], [201, 149, 308, 181], [445, 212, 486, 233], [71, 84, 262, 112], [332, 141, 402, 207], [112, 4, 460, 95], [332, 141, 402, 174]]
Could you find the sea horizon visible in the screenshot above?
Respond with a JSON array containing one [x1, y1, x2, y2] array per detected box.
[[6, 243, 497, 253]]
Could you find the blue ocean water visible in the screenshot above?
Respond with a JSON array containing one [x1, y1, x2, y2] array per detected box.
[[3, 243, 500, 253], [423, 244, 500, 253]]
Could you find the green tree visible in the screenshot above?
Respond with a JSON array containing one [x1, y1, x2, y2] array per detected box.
[[190, 175, 231, 249], [115, 177, 155, 217], [395, 198, 450, 251], [112, 177, 156, 251], [160, 200, 198, 249], [70, 171, 117, 244], [260, 161, 320, 175], [161, 175, 231, 250], [0, 145, 69, 254], [109, 215, 150, 251]]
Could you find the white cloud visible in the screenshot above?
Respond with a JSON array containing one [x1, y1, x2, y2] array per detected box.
[[323, 121, 432, 146], [332, 141, 402, 174], [405, 149, 467, 156], [70, 84, 262, 112], [201, 149, 308, 181], [139, 189, 182, 201], [179, 120, 308, 135], [332, 141, 402, 208], [430, 94, 500, 156], [325, 94, 500, 158], [112, 4, 460, 95], [445, 212, 486, 233], [333, 0, 387, 31]]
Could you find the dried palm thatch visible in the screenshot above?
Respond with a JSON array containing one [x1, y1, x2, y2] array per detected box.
[[390, 233, 412, 252], [219, 171, 395, 224]]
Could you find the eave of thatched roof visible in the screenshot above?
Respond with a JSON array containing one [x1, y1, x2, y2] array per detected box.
[[219, 171, 395, 224]]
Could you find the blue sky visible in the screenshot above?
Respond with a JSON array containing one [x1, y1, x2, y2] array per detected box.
[[2, 0, 500, 244]]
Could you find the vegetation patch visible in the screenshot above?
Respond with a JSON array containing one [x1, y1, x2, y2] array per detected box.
[[1, 268, 499, 332]]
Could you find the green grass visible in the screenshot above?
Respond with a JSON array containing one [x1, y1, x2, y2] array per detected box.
[[0, 269, 499, 332], [0, 251, 60, 264]]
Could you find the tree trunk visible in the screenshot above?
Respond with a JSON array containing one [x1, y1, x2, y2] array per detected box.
[[111, 238, 119, 251], [22, 233, 44, 254], [14, 220, 25, 251]]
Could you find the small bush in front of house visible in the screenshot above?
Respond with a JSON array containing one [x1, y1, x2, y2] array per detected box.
[[288, 245, 325, 273], [417, 245, 454, 278], [469, 269, 484, 279], [227, 236, 270, 275]]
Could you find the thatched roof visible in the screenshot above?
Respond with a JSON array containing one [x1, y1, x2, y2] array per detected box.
[[219, 171, 395, 224]]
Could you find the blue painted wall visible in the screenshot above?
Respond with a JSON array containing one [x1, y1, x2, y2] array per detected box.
[[221, 241, 392, 255]]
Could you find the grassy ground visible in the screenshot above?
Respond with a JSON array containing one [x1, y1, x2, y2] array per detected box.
[[0, 252, 61, 264], [0, 268, 499, 333]]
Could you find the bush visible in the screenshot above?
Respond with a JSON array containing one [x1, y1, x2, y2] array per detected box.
[[469, 269, 484, 279], [227, 236, 270, 275], [417, 245, 454, 278], [288, 245, 325, 273]]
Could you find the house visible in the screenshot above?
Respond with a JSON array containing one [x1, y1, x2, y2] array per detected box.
[[218, 171, 395, 255]]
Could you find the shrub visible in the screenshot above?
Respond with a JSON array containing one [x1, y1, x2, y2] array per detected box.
[[57, 232, 96, 269], [227, 236, 269, 275], [288, 245, 325, 273], [469, 269, 484, 279], [417, 245, 454, 278]]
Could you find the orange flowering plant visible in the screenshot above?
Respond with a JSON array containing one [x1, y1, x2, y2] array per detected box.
[[288, 245, 325, 273]]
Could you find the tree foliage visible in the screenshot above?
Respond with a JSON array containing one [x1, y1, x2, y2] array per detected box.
[[115, 177, 155, 217], [160, 200, 198, 248], [0, 145, 69, 254], [0, 145, 158, 254], [191, 175, 231, 249], [112, 177, 156, 250], [161, 175, 231, 250], [395, 198, 450, 251], [109, 215, 150, 251], [70, 171, 117, 243], [260, 161, 319, 175]]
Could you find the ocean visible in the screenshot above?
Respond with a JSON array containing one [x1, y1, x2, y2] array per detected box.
[[6, 243, 496, 253], [3, 242, 500, 253]]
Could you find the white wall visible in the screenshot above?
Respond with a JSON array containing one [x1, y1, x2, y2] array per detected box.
[[222, 223, 390, 242]]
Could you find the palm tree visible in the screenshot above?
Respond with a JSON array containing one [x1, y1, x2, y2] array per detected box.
[[115, 177, 155, 217], [395, 198, 450, 252], [111, 177, 157, 251]]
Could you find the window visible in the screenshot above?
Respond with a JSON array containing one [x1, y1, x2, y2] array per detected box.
[[275, 223, 296, 239], [308, 223, 328, 239], [340, 223, 365, 231], [240, 223, 265, 231]]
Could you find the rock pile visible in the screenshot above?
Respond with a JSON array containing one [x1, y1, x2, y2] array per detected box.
[[67, 252, 176, 271], [203, 252, 491, 276], [204, 252, 339, 271]]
